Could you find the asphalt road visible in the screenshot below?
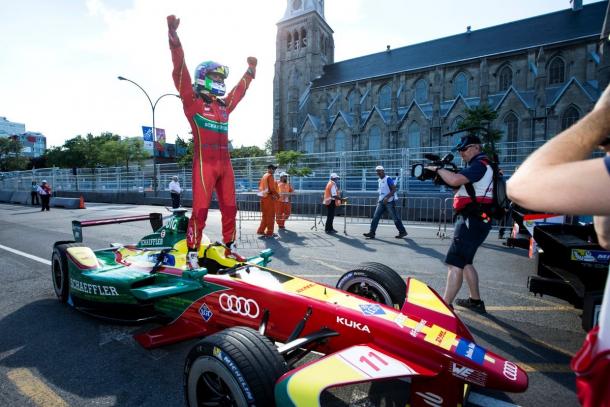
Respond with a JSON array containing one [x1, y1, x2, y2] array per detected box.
[[0, 202, 585, 406]]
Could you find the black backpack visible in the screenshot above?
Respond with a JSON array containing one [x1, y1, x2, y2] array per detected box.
[[464, 159, 511, 220], [488, 161, 510, 220]]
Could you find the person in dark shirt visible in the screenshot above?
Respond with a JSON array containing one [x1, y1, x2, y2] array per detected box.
[[426, 135, 494, 313]]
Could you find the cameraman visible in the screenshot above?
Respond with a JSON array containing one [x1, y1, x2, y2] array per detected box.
[[426, 135, 493, 312]]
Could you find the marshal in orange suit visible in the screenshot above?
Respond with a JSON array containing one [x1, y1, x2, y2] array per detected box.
[[275, 172, 294, 229], [257, 164, 279, 237]]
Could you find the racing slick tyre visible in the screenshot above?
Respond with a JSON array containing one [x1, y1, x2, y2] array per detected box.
[[336, 262, 406, 309], [52, 243, 82, 303], [184, 326, 288, 407]]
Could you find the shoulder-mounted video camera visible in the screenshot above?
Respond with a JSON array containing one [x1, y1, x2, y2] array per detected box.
[[411, 153, 459, 186]]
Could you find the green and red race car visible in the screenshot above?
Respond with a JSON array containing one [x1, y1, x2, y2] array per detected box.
[[52, 209, 528, 406]]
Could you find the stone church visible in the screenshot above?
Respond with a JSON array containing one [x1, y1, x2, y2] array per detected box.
[[272, 0, 610, 155]]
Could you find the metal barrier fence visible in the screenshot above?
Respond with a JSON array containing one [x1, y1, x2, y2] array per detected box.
[[0, 141, 546, 194], [234, 191, 451, 238]]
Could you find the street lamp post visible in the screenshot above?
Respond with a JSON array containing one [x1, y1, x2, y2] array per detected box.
[[117, 75, 180, 196]]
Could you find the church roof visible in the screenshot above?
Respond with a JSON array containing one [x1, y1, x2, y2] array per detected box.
[[312, 1, 607, 88]]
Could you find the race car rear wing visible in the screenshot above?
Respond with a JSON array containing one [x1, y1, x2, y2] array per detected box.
[[72, 213, 163, 242]]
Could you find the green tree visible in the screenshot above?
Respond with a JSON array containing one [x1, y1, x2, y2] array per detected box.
[[231, 145, 267, 158], [177, 138, 194, 168], [0, 137, 28, 171], [458, 104, 503, 160], [275, 150, 312, 177], [264, 136, 273, 155]]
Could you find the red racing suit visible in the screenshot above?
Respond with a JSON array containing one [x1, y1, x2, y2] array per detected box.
[[170, 41, 254, 249]]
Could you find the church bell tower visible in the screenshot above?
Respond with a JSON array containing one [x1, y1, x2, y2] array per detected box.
[[272, 0, 334, 152]]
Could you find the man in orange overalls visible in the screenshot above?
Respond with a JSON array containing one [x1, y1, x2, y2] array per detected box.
[[275, 172, 294, 230], [257, 164, 279, 237]]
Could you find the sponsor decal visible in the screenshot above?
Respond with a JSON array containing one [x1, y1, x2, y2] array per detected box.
[[218, 293, 260, 319], [336, 316, 371, 333], [424, 325, 456, 351], [359, 303, 386, 316], [450, 362, 487, 386], [456, 339, 485, 365], [571, 249, 610, 264], [394, 313, 407, 328], [415, 392, 443, 406], [70, 279, 119, 296], [212, 347, 254, 402], [410, 319, 427, 337], [503, 361, 518, 381], [435, 330, 446, 345], [160, 230, 166, 238], [198, 303, 213, 322], [140, 237, 163, 246], [296, 283, 316, 293]]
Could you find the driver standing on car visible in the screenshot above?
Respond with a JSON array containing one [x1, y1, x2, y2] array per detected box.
[[426, 135, 493, 313], [167, 15, 256, 267]]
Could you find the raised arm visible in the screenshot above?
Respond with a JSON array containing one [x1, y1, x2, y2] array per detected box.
[[507, 84, 610, 215], [224, 57, 257, 114], [167, 15, 194, 102]]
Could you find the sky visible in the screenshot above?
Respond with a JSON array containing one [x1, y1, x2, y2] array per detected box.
[[0, 0, 602, 149]]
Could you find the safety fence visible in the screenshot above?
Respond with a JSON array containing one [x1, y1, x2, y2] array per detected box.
[[235, 192, 457, 238], [0, 141, 547, 194], [235, 192, 512, 241]]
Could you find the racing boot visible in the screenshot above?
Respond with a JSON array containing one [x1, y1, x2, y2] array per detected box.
[[455, 297, 486, 313], [225, 242, 246, 262], [187, 250, 200, 270]]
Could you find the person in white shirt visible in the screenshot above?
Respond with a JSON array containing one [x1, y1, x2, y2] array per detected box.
[[168, 176, 182, 209], [37, 180, 52, 211], [363, 166, 407, 239]]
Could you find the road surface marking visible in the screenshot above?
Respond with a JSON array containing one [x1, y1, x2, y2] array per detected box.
[[7, 368, 67, 407], [517, 363, 573, 373], [485, 305, 578, 312], [484, 284, 571, 307], [459, 312, 574, 357], [0, 244, 51, 265], [309, 258, 345, 272]]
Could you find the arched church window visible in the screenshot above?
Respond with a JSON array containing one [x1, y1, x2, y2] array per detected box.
[[415, 79, 427, 104], [369, 126, 381, 152], [378, 84, 391, 109], [287, 33, 292, 51], [453, 72, 468, 97], [561, 106, 580, 131], [498, 66, 512, 91], [348, 91, 359, 112], [407, 121, 421, 148], [503, 113, 519, 143], [293, 31, 299, 50], [302, 133, 315, 154], [549, 57, 565, 85], [301, 28, 307, 48], [335, 131, 346, 152], [450, 116, 464, 146]]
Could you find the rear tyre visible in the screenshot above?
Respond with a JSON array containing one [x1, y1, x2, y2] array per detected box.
[[336, 262, 406, 308], [184, 326, 287, 407], [51, 243, 82, 303]]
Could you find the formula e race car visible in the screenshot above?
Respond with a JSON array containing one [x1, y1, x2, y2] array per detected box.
[[52, 209, 528, 406]]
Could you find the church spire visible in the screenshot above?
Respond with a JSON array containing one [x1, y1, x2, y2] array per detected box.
[[281, 0, 324, 22]]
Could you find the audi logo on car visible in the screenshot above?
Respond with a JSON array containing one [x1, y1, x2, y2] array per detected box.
[[503, 361, 518, 381], [218, 293, 260, 319]]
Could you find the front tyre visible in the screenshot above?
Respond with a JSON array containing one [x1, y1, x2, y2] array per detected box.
[[51, 243, 82, 303], [336, 262, 406, 309], [184, 327, 287, 407]]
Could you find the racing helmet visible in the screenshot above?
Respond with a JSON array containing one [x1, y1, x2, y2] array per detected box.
[[194, 61, 229, 96]]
